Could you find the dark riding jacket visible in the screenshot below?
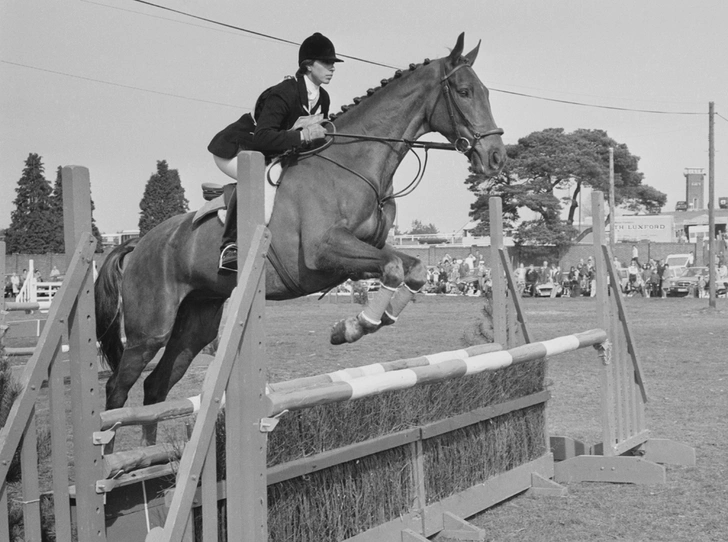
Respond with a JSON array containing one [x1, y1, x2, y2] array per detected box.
[[208, 75, 330, 160]]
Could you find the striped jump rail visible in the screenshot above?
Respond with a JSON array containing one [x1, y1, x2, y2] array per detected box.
[[268, 329, 608, 416], [267, 343, 504, 393], [98, 344, 503, 431]]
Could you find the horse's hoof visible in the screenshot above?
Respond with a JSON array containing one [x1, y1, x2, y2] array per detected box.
[[330, 318, 362, 345]]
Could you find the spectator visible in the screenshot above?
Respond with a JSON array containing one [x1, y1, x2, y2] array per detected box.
[[514, 263, 526, 296], [50, 265, 61, 279], [10, 272, 20, 295], [525, 265, 539, 297], [569, 265, 581, 297], [632, 244, 639, 263], [538, 261, 550, 286], [659, 263, 671, 298]]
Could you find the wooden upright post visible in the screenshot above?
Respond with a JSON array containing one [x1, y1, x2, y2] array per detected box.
[[226, 151, 268, 541], [61, 166, 107, 541], [489, 197, 508, 347], [708, 102, 716, 307], [609, 147, 616, 250]]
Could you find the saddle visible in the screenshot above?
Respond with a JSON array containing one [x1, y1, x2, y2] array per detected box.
[[192, 183, 236, 226]]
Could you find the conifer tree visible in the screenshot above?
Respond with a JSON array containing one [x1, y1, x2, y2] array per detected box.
[[138, 160, 189, 237], [4, 153, 53, 254]]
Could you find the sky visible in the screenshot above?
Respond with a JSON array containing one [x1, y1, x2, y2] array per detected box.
[[2, 0, 727, 236]]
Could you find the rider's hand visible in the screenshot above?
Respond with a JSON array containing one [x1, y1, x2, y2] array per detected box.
[[302, 123, 327, 143]]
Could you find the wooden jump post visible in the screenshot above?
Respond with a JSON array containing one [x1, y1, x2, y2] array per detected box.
[[549, 191, 696, 484]]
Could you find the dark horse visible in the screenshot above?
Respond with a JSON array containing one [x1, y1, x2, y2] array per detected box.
[[95, 34, 506, 444]]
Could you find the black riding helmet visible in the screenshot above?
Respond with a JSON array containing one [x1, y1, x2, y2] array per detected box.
[[299, 33, 344, 64]]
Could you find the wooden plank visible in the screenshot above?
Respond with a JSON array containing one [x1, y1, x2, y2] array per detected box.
[[201, 432, 218, 542], [401, 529, 430, 541], [0, 482, 9, 541], [268, 427, 420, 485], [63, 164, 107, 542], [227, 150, 268, 542], [592, 192, 617, 458], [640, 438, 696, 466], [421, 391, 549, 439], [410, 440, 427, 534], [435, 512, 485, 541], [48, 344, 72, 542], [526, 473, 567, 498], [600, 244, 648, 403], [554, 455, 666, 485], [20, 412, 42, 542], [488, 198, 508, 346]]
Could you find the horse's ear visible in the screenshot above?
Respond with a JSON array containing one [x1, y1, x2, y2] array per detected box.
[[464, 40, 481, 66], [448, 33, 465, 64]]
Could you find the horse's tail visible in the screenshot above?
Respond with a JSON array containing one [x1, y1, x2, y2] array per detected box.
[[95, 238, 138, 373]]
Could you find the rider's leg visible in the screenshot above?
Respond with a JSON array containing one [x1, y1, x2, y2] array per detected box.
[[213, 154, 240, 271]]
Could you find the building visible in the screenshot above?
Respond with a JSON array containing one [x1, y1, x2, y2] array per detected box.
[[684, 167, 705, 210], [101, 229, 140, 248]]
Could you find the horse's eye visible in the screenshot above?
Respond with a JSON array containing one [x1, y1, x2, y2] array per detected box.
[[457, 88, 470, 98]]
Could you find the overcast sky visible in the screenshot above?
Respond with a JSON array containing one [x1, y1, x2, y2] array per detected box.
[[2, 0, 726, 235]]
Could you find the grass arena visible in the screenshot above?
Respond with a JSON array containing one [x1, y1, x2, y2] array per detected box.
[[1, 163, 725, 542]]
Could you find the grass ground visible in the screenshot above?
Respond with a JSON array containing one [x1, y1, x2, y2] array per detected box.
[[3, 293, 726, 541]]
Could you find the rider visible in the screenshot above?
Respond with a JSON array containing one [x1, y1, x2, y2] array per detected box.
[[207, 32, 342, 272]]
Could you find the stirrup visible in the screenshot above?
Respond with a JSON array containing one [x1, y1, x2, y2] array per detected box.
[[218, 244, 238, 273]]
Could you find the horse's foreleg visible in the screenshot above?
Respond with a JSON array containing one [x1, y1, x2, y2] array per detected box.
[[140, 298, 224, 446], [313, 230, 428, 344], [381, 251, 427, 325]]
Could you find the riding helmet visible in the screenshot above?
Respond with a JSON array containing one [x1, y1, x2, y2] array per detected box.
[[299, 33, 343, 64]]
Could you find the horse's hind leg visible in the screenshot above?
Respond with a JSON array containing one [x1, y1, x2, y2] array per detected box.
[[140, 296, 225, 446]]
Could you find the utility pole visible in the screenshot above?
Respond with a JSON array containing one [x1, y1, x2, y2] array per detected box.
[[708, 102, 716, 307], [609, 147, 616, 251]]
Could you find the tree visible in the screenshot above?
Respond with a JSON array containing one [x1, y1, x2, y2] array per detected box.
[[47, 167, 105, 253], [465, 128, 666, 247], [4, 153, 54, 254], [138, 160, 189, 237], [407, 219, 438, 235]]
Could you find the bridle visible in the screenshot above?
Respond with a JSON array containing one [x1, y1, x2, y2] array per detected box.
[[437, 60, 505, 155]]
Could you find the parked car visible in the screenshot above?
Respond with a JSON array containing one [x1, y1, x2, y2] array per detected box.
[[665, 267, 706, 297]]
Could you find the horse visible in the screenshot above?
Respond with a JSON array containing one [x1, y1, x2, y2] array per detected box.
[[95, 33, 506, 445]]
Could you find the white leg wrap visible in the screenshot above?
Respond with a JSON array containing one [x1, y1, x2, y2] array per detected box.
[[386, 283, 419, 319], [360, 283, 398, 326]]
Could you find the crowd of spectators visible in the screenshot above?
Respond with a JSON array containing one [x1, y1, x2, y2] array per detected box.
[[422, 251, 492, 296]]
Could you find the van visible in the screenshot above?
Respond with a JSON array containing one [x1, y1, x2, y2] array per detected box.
[[675, 201, 688, 211], [664, 253, 694, 272]]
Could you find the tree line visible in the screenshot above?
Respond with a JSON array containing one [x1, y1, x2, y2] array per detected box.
[[2, 154, 188, 254], [3, 128, 664, 255]]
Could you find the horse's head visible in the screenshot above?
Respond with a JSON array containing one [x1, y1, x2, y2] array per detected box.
[[429, 33, 506, 176]]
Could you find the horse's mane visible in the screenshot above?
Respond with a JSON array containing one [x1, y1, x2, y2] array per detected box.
[[329, 55, 469, 123]]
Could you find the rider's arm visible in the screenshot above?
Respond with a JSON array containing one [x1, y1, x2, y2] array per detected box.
[[251, 92, 303, 152]]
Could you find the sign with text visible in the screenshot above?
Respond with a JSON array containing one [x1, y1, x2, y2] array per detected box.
[[612, 215, 674, 242]]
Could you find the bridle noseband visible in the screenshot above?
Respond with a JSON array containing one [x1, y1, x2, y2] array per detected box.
[[439, 61, 504, 155]]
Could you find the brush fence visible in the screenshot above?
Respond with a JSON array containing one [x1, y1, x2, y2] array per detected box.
[[92, 329, 605, 542]]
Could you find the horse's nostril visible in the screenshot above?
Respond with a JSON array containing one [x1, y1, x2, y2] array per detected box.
[[491, 151, 502, 167]]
